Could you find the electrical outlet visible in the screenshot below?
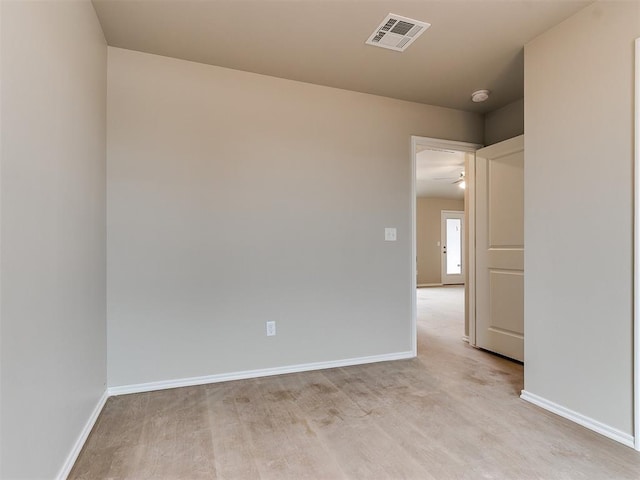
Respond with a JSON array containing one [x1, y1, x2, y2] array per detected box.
[[266, 321, 276, 337]]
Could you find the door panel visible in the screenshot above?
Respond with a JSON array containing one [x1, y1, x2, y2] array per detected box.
[[488, 270, 524, 359], [476, 135, 524, 361], [488, 152, 525, 247]]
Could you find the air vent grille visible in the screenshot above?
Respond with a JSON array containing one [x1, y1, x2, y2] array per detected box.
[[366, 14, 430, 52], [381, 18, 396, 32], [390, 21, 414, 36]]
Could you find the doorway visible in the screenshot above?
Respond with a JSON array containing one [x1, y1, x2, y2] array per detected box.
[[411, 136, 481, 353], [634, 37, 639, 451], [441, 210, 464, 285]]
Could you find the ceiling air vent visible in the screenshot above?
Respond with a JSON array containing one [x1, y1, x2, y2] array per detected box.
[[366, 14, 430, 52]]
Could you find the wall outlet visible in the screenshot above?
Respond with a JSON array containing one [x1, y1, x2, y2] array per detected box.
[[266, 321, 276, 337]]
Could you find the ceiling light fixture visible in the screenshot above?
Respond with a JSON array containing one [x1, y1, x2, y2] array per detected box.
[[471, 89, 490, 103], [453, 172, 466, 189]]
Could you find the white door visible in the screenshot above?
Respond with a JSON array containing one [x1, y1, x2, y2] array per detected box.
[[475, 135, 524, 362], [441, 210, 464, 285]]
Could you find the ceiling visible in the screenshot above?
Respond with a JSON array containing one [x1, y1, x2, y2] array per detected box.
[[416, 147, 467, 199], [92, 0, 590, 114]]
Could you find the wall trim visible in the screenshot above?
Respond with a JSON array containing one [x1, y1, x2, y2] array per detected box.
[[108, 351, 415, 396], [417, 283, 443, 288], [411, 137, 418, 357], [56, 389, 109, 480], [520, 390, 634, 448], [634, 37, 640, 452]]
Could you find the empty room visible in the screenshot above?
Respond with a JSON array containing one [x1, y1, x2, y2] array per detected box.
[[2, 1, 640, 479]]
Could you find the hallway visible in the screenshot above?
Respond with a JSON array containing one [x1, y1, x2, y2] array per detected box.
[[417, 285, 520, 381], [417, 285, 467, 349]]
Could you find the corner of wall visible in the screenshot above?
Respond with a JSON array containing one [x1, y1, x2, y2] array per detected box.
[[56, 390, 109, 480], [0, 0, 4, 473], [483, 98, 524, 146], [0, 1, 108, 477]]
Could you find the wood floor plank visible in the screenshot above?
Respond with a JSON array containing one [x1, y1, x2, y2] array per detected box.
[[204, 381, 261, 480], [218, 376, 347, 480], [69, 393, 150, 479], [320, 366, 466, 479], [281, 370, 437, 480]]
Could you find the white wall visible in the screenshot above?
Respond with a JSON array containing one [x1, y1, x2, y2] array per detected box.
[[0, 1, 107, 478], [524, 1, 639, 437], [107, 47, 483, 388], [484, 98, 524, 146]]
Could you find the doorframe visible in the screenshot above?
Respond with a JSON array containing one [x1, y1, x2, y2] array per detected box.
[[633, 37, 639, 451], [411, 136, 482, 355], [440, 210, 465, 285]]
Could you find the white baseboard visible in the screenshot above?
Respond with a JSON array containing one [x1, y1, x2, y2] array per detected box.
[[108, 351, 415, 396], [462, 335, 469, 343], [417, 283, 443, 288], [57, 389, 109, 480], [520, 390, 635, 448]]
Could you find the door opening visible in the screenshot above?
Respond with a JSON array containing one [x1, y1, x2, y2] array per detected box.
[[411, 136, 481, 354], [441, 210, 464, 285]]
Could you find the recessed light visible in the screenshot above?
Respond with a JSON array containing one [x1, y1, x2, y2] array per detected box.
[[471, 89, 490, 103]]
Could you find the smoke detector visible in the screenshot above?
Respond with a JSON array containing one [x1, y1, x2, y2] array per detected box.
[[365, 14, 430, 52], [471, 90, 490, 103]]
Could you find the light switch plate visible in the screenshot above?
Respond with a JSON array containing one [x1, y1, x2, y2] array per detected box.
[[266, 321, 276, 336], [385, 228, 397, 241]]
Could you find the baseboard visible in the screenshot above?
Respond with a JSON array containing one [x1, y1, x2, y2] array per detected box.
[[108, 350, 415, 396], [417, 283, 443, 288], [462, 335, 469, 343], [520, 390, 635, 448], [57, 389, 109, 480]]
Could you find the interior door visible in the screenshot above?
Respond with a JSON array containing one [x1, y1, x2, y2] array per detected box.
[[441, 210, 464, 285], [475, 135, 524, 361]]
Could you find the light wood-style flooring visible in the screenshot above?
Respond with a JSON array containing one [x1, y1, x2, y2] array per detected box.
[[70, 286, 640, 479]]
